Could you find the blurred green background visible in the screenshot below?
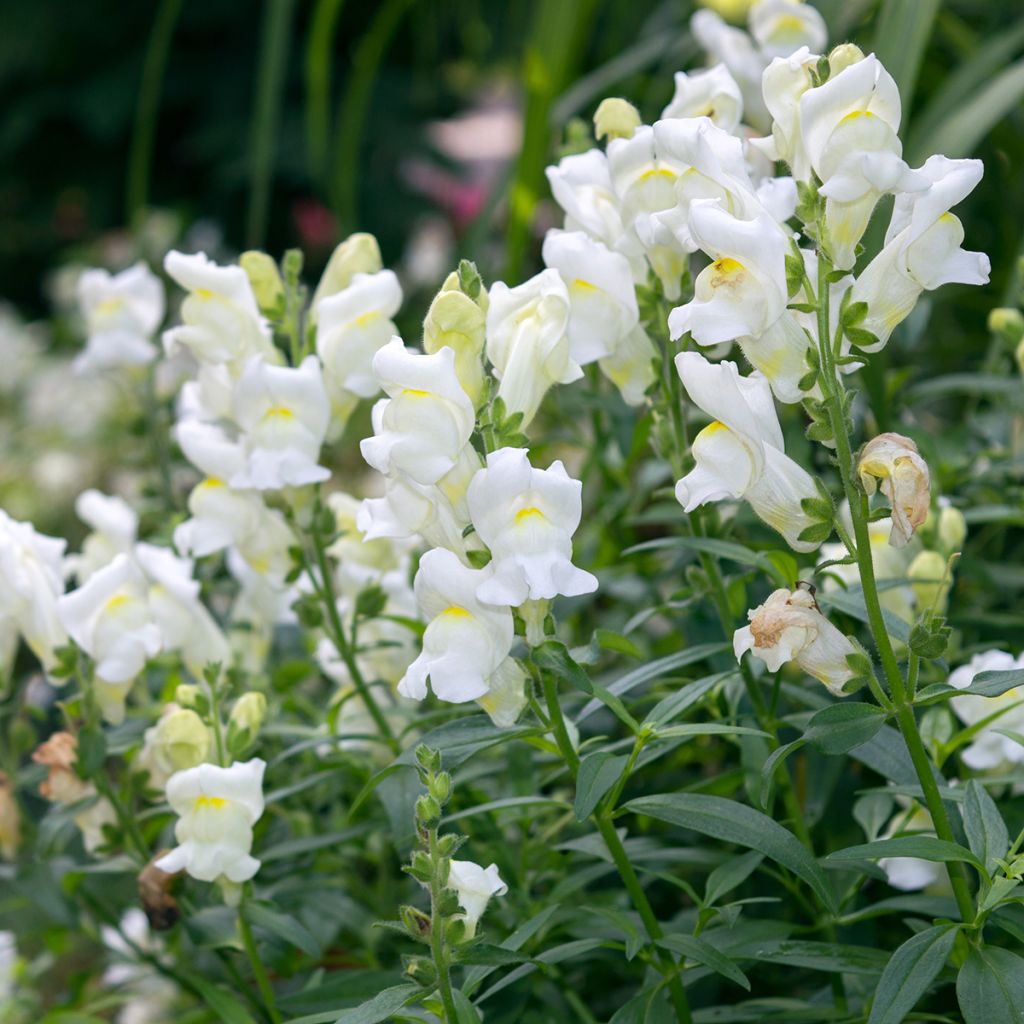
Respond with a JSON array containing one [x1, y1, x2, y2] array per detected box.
[[2, 0, 1022, 324]]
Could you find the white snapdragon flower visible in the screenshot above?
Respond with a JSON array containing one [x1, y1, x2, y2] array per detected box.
[[851, 156, 989, 349], [674, 353, 820, 551], [67, 489, 139, 581], [541, 229, 639, 365], [75, 262, 164, 373], [878, 806, 944, 892], [156, 759, 266, 884], [545, 149, 632, 260], [662, 64, 744, 131], [325, 490, 412, 593], [668, 201, 809, 403], [229, 355, 331, 490], [691, 9, 769, 128], [857, 433, 930, 548], [0, 510, 68, 672], [57, 554, 163, 723], [486, 270, 582, 426], [447, 859, 508, 939], [749, 0, 827, 61], [399, 548, 515, 704], [467, 448, 598, 607], [361, 339, 476, 485], [798, 54, 923, 269], [949, 651, 1024, 770], [316, 269, 402, 430], [734, 586, 859, 696], [758, 47, 818, 178]]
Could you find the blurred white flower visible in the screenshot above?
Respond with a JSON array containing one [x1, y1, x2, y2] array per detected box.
[[156, 759, 266, 884], [949, 651, 1024, 770], [662, 64, 744, 131], [447, 859, 508, 939], [878, 805, 944, 892], [67, 489, 139, 581], [135, 704, 212, 790]]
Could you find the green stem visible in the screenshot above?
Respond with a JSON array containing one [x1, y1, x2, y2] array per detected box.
[[428, 826, 459, 1022], [239, 902, 282, 1024], [304, 0, 346, 188], [813, 247, 975, 925], [538, 662, 692, 1023]]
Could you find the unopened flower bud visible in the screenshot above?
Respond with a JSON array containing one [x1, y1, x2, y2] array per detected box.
[[423, 276, 487, 406], [429, 771, 452, 805], [312, 232, 382, 308], [909, 550, 950, 612], [988, 307, 1024, 346], [400, 904, 432, 939], [828, 43, 865, 76], [415, 744, 442, 775], [408, 850, 433, 883], [405, 956, 437, 986], [416, 794, 442, 826], [240, 251, 285, 315], [175, 684, 201, 708], [230, 692, 267, 736], [159, 708, 211, 771], [937, 505, 967, 554], [593, 98, 641, 142]]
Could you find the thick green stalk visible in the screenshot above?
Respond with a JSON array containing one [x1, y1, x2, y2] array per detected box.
[[239, 902, 282, 1024], [539, 664, 692, 1023], [428, 826, 459, 1022], [812, 249, 975, 924]]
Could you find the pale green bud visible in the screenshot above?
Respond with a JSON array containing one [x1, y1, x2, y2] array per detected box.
[[988, 307, 1024, 346], [909, 550, 949, 612], [240, 251, 285, 316], [174, 684, 201, 709], [937, 505, 967, 554], [423, 274, 487, 406], [158, 708, 211, 771], [229, 692, 267, 735], [312, 232, 382, 309], [594, 98, 641, 143], [828, 43, 865, 76]]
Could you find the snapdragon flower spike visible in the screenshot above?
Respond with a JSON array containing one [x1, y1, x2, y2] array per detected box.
[[447, 859, 508, 940], [674, 352, 820, 552], [949, 651, 1024, 770], [399, 548, 514, 704], [661, 64, 744, 132], [669, 203, 810, 403], [857, 433, 930, 548], [74, 262, 164, 374], [361, 339, 476, 485], [734, 586, 859, 697], [467, 448, 598, 607], [163, 251, 278, 371], [57, 553, 163, 723], [0, 510, 67, 672], [851, 156, 989, 350], [156, 759, 266, 884], [229, 355, 331, 490], [798, 54, 923, 270], [316, 269, 402, 430]]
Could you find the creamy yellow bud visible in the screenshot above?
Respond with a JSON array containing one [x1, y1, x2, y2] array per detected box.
[[175, 683, 202, 709], [158, 708, 212, 771], [594, 98, 642, 143], [313, 232, 383, 308], [240, 251, 286, 315], [988, 307, 1024, 345], [937, 506, 967, 554], [230, 692, 268, 735], [908, 550, 949, 613], [828, 43, 865, 76], [423, 286, 487, 407], [696, 0, 752, 22]]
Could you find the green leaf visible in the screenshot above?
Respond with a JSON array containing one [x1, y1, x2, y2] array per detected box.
[[454, 944, 530, 967], [957, 946, 1024, 1024], [332, 984, 419, 1023], [595, 628, 644, 660], [642, 670, 734, 728], [817, 588, 911, 643], [872, 0, 940, 115], [962, 780, 1009, 876], [804, 702, 887, 755], [574, 751, 630, 820], [747, 939, 890, 976], [759, 739, 806, 809], [184, 975, 259, 1024], [452, 989, 482, 1023], [657, 933, 750, 990], [625, 793, 836, 912], [704, 850, 764, 906], [826, 837, 984, 873], [867, 924, 958, 1024], [245, 902, 320, 957]]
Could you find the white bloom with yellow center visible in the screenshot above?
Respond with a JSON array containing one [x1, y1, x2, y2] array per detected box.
[[316, 269, 402, 421], [734, 586, 859, 696], [949, 651, 1024, 770], [541, 229, 639, 366], [399, 548, 514, 704], [163, 251, 278, 371], [749, 0, 826, 61], [674, 352, 820, 551], [75, 262, 164, 374], [156, 759, 266, 884], [447, 859, 508, 939], [858, 433, 930, 548], [467, 448, 598, 607], [661, 64, 744, 131], [58, 554, 163, 722], [851, 156, 989, 350], [229, 355, 331, 490], [798, 55, 923, 269], [485, 270, 582, 426], [0, 510, 68, 672], [361, 339, 476, 485]]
